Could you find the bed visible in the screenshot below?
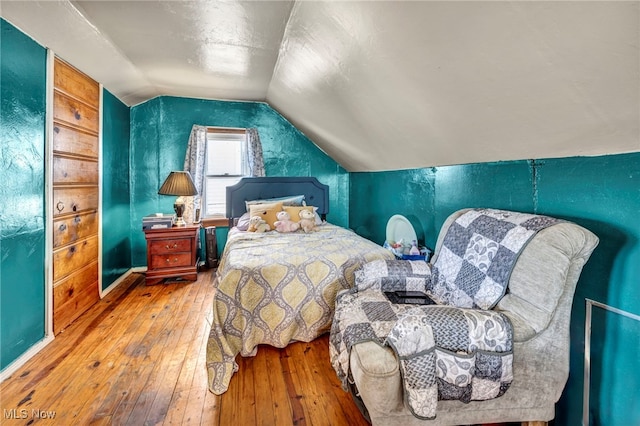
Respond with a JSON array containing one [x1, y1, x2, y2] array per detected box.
[[206, 177, 395, 394]]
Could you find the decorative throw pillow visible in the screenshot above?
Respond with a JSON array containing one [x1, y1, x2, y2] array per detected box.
[[236, 212, 251, 231], [248, 202, 283, 229], [283, 205, 314, 221], [284, 205, 324, 225]]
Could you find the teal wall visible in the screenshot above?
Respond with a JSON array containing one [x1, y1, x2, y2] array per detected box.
[[0, 19, 134, 370], [350, 168, 436, 246], [2, 16, 639, 425], [129, 96, 348, 266], [350, 152, 640, 425], [0, 19, 47, 370], [102, 90, 132, 289]]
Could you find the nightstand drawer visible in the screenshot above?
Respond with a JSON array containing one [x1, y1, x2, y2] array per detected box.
[[150, 253, 193, 269], [144, 224, 199, 285], [149, 238, 192, 255]]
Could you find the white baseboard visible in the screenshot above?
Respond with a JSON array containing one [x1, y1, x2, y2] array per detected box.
[[0, 335, 55, 383], [99, 267, 145, 298], [1, 268, 145, 383]]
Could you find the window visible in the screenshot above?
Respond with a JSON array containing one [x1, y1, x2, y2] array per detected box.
[[204, 129, 248, 217]]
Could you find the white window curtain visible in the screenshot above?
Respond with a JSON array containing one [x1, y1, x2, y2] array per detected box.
[[182, 125, 207, 224], [246, 128, 266, 178], [182, 125, 265, 223]]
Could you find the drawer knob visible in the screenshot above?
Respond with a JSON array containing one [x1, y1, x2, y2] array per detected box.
[[165, 257, 178, 263], [56, 201, 65, 213]]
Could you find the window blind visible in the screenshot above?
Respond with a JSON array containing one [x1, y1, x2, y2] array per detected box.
[[204, 130, 247, 216]]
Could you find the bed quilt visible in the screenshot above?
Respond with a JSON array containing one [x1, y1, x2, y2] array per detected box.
[[206, 224, 395, 394]]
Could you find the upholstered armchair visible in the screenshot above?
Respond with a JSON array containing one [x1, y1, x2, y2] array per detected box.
[[348, 208, 599, 425]]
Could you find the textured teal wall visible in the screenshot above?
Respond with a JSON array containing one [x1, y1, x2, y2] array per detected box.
[[0, 19, 135, 370], [350, 168, 437, 246], [351, 161, 535, 249], [535, 155, 640, 425], [102, 89, 132, 289], [350, 152, 640, 425], [129, 96, 348, 266], [0, 19, 47, 370]]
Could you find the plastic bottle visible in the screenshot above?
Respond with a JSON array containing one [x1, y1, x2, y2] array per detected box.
[[409, 240, 420, 256]]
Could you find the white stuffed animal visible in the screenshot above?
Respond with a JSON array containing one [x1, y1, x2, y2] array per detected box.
[[247, 215, 271, 233], [298, 209, 316, 233], [274, 210, 300, 233]]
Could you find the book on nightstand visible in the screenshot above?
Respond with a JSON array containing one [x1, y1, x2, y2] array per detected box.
[[142, 214, 174, 230]]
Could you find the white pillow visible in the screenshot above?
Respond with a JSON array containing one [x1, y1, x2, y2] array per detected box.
[[245, 194, 305, 211]]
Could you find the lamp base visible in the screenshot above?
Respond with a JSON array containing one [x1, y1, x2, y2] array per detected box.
[[174, 199, 187, 226]]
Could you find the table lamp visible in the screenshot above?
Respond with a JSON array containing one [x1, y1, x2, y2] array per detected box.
[[158, 171, 198, 226]]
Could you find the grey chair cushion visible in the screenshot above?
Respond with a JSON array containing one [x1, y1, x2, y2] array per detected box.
[[496, 222, 594, 334]]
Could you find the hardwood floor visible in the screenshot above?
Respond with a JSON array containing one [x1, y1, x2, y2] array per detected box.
[[0, 269, 368, 425]]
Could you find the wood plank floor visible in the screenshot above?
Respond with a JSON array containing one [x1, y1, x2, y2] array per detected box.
[[0, 269, 368, 425]]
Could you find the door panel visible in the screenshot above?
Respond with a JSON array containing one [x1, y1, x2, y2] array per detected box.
[[53, 156, 98, 185], [52, 235, 99, 282], [53, 261, 99, 307], [52, 57, 101, 334], [53, 59, 99, 106], [53, 187, 98, 217], [53, 261, 100, 335], [53, 212, 98, 248], [53, 124, 98, 158], [53, 91, 99, 133]]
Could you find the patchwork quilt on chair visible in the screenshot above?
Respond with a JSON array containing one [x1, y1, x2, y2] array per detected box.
[[330, 290, 513, 419], [330, 208, 560, 419], [429, 208, 561, 309]]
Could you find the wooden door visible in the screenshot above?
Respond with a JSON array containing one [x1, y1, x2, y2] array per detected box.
[[52, 57, 100, 334]]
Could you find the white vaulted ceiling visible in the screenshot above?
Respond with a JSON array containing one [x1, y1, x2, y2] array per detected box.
[[2, 1, 639, 171]]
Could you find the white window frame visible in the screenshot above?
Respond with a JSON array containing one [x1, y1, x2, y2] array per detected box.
[[203, 128, 248, 218]]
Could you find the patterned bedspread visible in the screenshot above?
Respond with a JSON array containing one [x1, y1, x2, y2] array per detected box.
[[206, 224, 395, 394]]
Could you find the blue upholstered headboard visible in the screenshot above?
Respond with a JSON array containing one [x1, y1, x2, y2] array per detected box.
[[226, 177, 329, 221]]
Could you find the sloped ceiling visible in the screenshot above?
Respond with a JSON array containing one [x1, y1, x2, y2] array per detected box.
[[2, 1, 638, 171]]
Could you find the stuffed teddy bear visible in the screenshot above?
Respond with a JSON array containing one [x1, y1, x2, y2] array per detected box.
[[247, 215, 271, 233], [298, 209, 317, 233], [274, 210, 300, 233]]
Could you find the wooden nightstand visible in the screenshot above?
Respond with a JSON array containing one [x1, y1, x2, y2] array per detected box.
[[143, 225, 200, 285]]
